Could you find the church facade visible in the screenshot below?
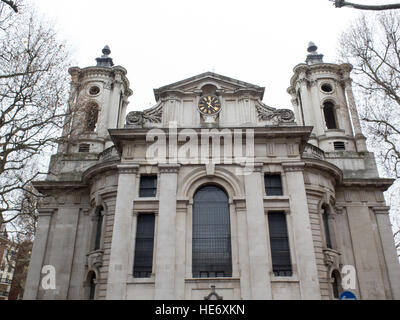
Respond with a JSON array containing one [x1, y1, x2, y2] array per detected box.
[[24, 44, 400, 300]]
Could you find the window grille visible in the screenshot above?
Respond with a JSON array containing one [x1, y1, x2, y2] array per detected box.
[[192, 186, 232, 278], [133, 214, 155, 278], [265, 174, 283, 196], [268, 212, 292, 276], [78, 143, 90, 153], [139, 176, 157, 197], [333, 141, 345, 151], [323, 102, 338, 129]]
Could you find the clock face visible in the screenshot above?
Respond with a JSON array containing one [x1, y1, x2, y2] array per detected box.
[[198, 95, 221, 115]]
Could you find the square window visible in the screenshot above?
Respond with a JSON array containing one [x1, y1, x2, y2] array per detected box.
[[265, 174, 283, 196], [139, 176, 157, 198]]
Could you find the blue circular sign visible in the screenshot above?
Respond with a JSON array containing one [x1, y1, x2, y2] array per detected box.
[[340, 291, 357, 300]]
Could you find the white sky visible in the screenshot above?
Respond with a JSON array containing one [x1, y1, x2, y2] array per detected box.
[[32, 0, 393, 112]]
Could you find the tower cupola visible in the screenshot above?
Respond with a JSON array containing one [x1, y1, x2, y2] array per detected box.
[[61, 46, 133, 155], [287, 42, 367, 153]]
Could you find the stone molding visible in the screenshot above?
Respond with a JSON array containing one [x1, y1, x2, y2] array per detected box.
[[117, 164, 139, 174], [282, 162, 305, 172], [158, 164, 181, 174]]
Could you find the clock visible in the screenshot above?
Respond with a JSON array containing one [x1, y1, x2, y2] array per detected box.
[[198, 95, 221, 115]]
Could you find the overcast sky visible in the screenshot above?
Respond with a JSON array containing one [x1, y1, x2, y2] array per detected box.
[[33, 0, 392, 113]]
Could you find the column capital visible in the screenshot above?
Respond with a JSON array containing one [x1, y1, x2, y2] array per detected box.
[[372, 206, 390, 215], [158, 164, 181, 174], [282, 162, 305, 173], [117, 164, 139, 174]]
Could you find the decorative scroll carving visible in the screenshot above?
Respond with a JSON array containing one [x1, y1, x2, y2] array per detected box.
[[126, 102, 163, 127], [255, 102, 295, 124]]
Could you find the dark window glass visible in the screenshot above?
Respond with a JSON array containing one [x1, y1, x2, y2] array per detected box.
[[265, 174, 283, 196], [94, 206, 103, 250], [89, 272, 96, 300], [139, 176, 157, 197], [192, 186, 232, 278], [322, 206, 332, 249], [268, 212, 292, 276], [323, 102, 337, 129], [332, 273, 340, 299], [133, 214, 155, 278]]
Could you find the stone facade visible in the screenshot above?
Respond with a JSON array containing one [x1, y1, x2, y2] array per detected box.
[[24, 45, 400, 300]]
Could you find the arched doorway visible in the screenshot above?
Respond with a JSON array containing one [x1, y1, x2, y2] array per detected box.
[[192, 185, 232, 278]]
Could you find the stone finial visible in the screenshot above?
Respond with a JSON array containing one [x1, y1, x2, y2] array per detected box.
[[306, 41, 324, 65], [96, 45, 114, 67]]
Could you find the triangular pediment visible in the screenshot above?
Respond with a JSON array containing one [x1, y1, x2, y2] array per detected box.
[[153, 71, 265, 101]]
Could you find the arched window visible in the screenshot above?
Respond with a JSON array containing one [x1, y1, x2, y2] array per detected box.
[[94, 206, 104, 251], [192, 185, 232, 278], [85, 103, 99, 132], [322, 205, 332, 249], [88, 272, 96, 300], [331, 270, 341, 299], [323, 101, 337, 129]]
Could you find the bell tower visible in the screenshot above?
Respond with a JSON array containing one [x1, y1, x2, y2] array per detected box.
[[60, 46, 133, 155], [287, 42, 367, 153]]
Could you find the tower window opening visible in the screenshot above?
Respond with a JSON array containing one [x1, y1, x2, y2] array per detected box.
[[321, 83, 333, 93], [89, 86, 100, 96], [78, 143, 90, 153], [323, 102, 337, 130], [334, 141, 346, 151], [85, 103, 99, 132]]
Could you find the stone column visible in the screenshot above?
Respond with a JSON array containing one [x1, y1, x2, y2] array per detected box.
[[283, 162, 321, 299], [106, 164, 139, 300], [373, 206, 400, 299], [24, 209, 54, 300], [346, 204, 386, 299], [343, 78, 367, 152], [244, 164, 272, 299], [234, 198, 251, 300], [174, 198, 188, 300], [154, 164, 180, 300]]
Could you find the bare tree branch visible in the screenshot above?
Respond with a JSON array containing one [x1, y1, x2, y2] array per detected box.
[[332, 0, 400, 10], [1, 0, 18, 13]]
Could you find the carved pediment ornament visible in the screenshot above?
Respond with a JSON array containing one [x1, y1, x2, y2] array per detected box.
[[126, 102, 163, 126], [255, 102, 295, 124]]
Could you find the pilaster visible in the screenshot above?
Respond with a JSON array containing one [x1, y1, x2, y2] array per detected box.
[[282, 162, 321, 299], [154, 164, 180, 299], [106, 164, 139, 299], [243, 163, 272, 299]]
